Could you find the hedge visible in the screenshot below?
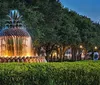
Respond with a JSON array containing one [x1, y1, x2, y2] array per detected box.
[[0, 61, 100, 85]]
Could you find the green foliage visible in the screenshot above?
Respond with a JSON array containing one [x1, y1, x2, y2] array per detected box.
[[0, 61, 100, 85], [1, 0, 100, 54]]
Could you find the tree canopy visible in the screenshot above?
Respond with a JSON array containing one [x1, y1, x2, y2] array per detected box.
[[0, 0, 100, 58]]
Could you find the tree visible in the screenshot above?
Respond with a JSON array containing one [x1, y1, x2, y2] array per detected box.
[[1, 0, 100, 61]]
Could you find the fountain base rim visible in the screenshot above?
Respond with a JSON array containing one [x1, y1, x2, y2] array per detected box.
[[0, 56, 47, 63]]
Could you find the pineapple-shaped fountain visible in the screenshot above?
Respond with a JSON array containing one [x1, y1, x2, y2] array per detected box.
[[0, 10, 46, 62]]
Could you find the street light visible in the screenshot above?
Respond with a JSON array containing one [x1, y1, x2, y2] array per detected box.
[[94, 46, 97, 50], [79, 45, 83, 60], [80, 45, 83, 49]]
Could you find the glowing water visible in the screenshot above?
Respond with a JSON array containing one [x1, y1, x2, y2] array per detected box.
[[0, 36, 33, 57], [0, 10, 33, 57]]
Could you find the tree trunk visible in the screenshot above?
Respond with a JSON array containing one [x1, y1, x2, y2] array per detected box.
[[45, 44, 55, 62], [71, 46, 77, 61]]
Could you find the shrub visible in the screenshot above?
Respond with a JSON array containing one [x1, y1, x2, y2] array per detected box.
[[0, 61, 100, 85]]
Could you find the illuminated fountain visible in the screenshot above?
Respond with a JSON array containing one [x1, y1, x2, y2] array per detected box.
[[0, 10, 46, 62]]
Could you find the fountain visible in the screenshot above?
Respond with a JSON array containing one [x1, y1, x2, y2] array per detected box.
[[0, 10, 46, 63]]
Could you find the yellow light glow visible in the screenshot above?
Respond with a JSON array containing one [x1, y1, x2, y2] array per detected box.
[[0, 37, 33, 57], [95, 46, 97, 50], [53, 52, 57, 57], [80, 45, 83, 48], [26, 53, 31, 56], [54, 52, 57, 55]]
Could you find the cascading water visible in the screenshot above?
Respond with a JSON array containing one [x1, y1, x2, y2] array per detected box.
[[0, 10, 33, 57], [0, 10, 46, 62]]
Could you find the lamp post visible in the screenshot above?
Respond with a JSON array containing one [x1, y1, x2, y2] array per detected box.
[[91, 46, 98, 60], [94, 46, 99, 61], [94, 46, 97, 50], [80, 45, 83, 49], [79, 45, 83, 60]]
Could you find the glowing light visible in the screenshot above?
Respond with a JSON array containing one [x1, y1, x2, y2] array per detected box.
[[54, 52, 57, 55], [26, 53, 31, 56], [95, 46, 97, 50], [80, 45, 83, 48], [53, 52, 57, 57]]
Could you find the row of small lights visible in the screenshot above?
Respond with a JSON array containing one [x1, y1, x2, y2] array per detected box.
[[80, 45, 98, 50], [52, 45, 98, 57]]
